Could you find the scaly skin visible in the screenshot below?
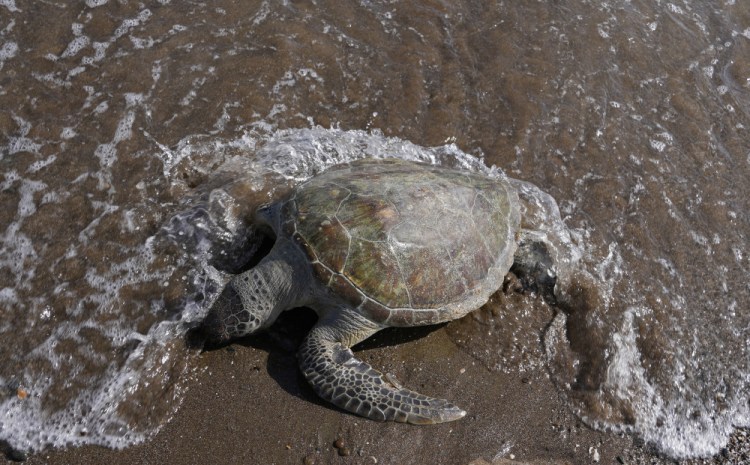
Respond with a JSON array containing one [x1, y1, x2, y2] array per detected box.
[[298, 309, 466, 424]]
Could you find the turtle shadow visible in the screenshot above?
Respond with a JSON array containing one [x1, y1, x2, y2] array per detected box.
[[195, 306, 445, 413]]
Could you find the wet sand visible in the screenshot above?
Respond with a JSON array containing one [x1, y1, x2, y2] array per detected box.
[[7, 302, 748, 465]]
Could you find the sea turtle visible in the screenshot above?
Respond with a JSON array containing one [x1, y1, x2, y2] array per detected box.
[[202, 158, 541, 424]]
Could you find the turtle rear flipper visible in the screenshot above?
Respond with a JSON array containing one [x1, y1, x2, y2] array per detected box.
[[298, 310, 466, 424]]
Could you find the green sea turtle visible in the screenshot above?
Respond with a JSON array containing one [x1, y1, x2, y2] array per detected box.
[[202, 158, 543, 424]]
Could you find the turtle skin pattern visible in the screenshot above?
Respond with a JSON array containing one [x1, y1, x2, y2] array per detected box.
[[298, 318, 466, 424]]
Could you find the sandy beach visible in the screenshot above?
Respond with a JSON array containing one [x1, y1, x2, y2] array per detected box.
[[7, 299, 748, 465]]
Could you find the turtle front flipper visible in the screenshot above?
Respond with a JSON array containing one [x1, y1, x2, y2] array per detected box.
[[298, 310, 466, 424]]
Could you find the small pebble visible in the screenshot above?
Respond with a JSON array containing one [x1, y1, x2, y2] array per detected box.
[[333, 438, 345, 449], [303, 454, 316, 465], [338, 446, 351, 457]]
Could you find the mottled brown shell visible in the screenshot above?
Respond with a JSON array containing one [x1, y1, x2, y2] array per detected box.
[[281, 158, 521, 326]]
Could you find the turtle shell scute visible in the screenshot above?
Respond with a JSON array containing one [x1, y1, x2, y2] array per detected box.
[[286, 158, 521, 324]]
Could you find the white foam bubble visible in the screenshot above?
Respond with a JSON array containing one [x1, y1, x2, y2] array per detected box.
[[597, 24, 610, 39], [17, 179, 46, 218], [0, 41, 18, 68], [0, 0, 19, 13], [272, 70, 297, 94], [130, 36, 155, 49], [650, 139, 666, 152], [86, 41, 110, 64], [94, 100, 109, 114], [667, 3, 685, 14], [7, 115, 42, 155], [251, 0, 271, 26], [94, 142, 118, 169], [60, 127, 77, 139], [93, 99, 139, 170], [0, 287, 18, 304], [0, 223, 38, 289], [113, 9, 152, 40], [27, 155, 57, 173], [61, 34, 90, 59], [297, 68, 323, 82]]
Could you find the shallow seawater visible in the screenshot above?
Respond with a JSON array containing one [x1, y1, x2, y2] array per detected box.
[[0, 0, 748, 460]]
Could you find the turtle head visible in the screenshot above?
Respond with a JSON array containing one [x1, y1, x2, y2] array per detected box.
[[201, 237, 309, 346], [201, 279, 265, 346]]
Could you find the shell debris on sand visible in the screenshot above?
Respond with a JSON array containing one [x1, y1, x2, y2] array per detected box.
[[333, 437, 351, 457]]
